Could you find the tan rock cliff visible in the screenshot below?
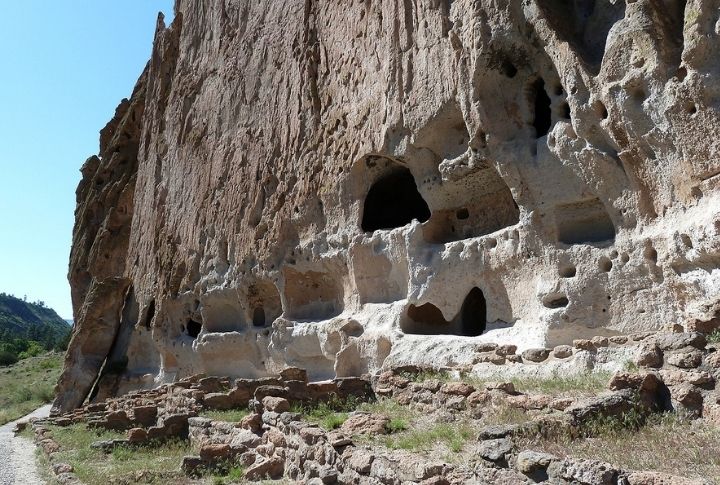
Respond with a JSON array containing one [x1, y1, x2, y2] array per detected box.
[[54, 0, 720, 414]]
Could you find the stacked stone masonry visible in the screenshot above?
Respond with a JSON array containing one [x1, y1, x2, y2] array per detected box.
[[34, 330, 720, 483]]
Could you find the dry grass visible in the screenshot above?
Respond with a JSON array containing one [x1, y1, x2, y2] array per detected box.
[[381, 421, 474, 453], [461, 371, 613, 397], [508, 371, 612, 396], [519, 413, 720, 482], [358, 398, 418, 421], [354, 398, 474, 458], [200, 408, 250, 423], [49, 424, 192, 485], [0, 353, 62, 424], [481, 402, 533, 426]]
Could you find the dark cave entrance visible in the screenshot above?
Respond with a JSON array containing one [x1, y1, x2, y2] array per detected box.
[[361, 167, 431, 232], [532, 78, 552, 138], [187, 319, 202, 338], [401, 287, 487, 337], [252, 307, 266, 327], [459, 287, 487, 337]]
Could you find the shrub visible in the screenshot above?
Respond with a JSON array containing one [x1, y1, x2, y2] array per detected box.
[[386, 418, 408, 433], [0, 350, 18, 366], [707, 329, 720, 344]]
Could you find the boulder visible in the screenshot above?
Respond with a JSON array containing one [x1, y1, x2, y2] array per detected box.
[[280, 367, 308, 382], [652, 333, 706, 351], [340, 413, 390, 435], [440, 381, 476, 396], [552, 345, 574, 359], [478, 438, 513, 464], [521, 348, 551, 363], [573, 340, 596, 351], [666, 350, 703, 369], [244, 456, 285, 480], [262, 396, 291, 413], [516, 450, 555, 482], [547, 458, 619, 485], [636, 342, 664, 368], [199, 443, 231, 462], [127, 427, 148, 444], [565, 389, 636, 425]]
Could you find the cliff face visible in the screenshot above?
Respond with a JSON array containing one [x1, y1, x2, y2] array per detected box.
[[54, 0, 720, 413]]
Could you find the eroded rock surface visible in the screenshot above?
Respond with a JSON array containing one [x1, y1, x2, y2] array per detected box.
[[55, 0, 720, 413]]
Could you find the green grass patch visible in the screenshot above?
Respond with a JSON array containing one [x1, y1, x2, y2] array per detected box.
[[489, 371, 612, 396], [0, 352, 63, 425], [382, 422, 473, 453], [357, 398, 417, 421], [293, 394, 361, 430], [707, 329, 720, 344], [386, 418, 408, 433], [206, 463, 246, 484], [49, 424, 192, 485], [201, 408, 250, 422]]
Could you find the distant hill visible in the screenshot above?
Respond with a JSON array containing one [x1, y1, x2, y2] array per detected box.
[[0, 293, 70, 342]]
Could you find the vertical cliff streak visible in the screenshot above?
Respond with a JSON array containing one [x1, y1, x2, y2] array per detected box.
[[54, 0, 720, 413]]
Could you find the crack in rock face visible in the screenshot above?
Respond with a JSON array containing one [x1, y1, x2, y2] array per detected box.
[[53, 0, 720, 414]]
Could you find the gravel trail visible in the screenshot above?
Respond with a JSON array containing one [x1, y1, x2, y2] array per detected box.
[[0, 405, 51, 485]]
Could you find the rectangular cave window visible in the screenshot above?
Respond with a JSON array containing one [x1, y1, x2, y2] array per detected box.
[[555, 197, 616, 245], [283, 268, 343, 320]]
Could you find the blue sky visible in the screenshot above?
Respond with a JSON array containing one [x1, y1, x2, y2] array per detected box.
[[0, 2, 174, 319]]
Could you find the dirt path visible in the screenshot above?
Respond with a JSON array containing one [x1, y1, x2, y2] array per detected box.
[[0, 405, 51, 485]]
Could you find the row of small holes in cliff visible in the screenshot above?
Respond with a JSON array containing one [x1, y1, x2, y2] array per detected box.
[[177, 271, 345, 340]]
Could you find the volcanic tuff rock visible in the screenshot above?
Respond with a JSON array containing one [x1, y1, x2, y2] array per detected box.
[[54, 0, 720, 413]]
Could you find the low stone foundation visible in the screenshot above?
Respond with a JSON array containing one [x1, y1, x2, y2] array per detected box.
[[34, 328, 720, 483]]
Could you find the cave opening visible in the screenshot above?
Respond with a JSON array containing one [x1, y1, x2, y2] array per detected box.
[[459, 287, 487, 337], [252, 307, 266, 327], [555, 198, 616, 245], [401, 287, 487, 336], [361, 167, 430, 232], [532, 78, 552, 138], [143, 299, 156, 329], [187, 319, 202, 338]]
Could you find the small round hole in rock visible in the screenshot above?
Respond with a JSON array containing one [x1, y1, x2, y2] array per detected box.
[[456, 208, 470, 220], [487, 238, 497, 249], [676, 66, 687, 81], [501, 60, 517, 78], [644, 246, 658, 264], [631, 87, 646, 102], [559, 265, 576, 278], [681, 234, 693, 249], [599, 257, 613, 272], [187, 319, 202, 338], [595, 101, 608, 120], [543, 294, 569, 309]]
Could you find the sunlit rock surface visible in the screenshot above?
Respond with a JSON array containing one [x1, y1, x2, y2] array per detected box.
[[53, 0, 720, 413]]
